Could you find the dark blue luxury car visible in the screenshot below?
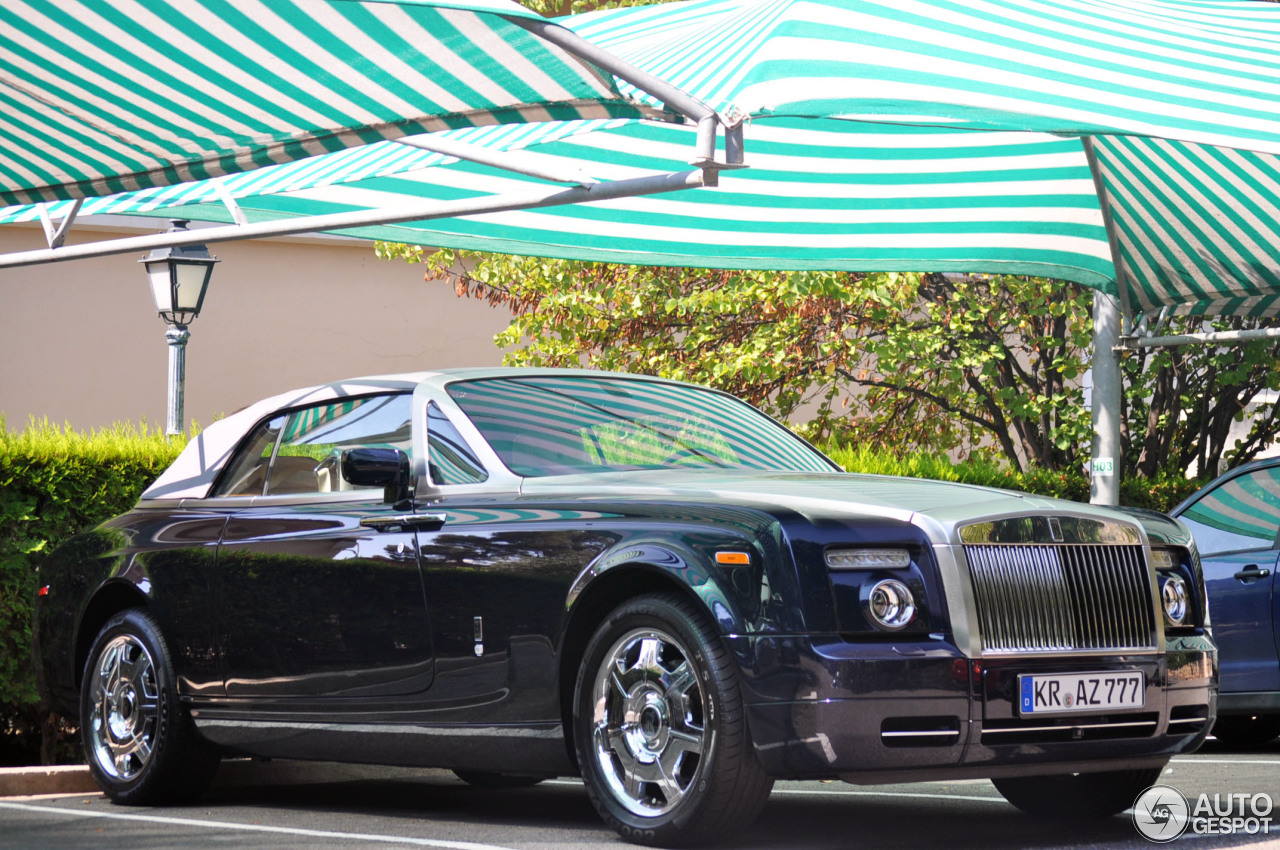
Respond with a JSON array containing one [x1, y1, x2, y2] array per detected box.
[[35, 369, 1216, 846], [1173, 458, 1280, 748]]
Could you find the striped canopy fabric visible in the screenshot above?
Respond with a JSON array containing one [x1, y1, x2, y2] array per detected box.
[[5, 0, 1280, 318], [1091, 135, 1280, 317], [1178, 465, 1280, 548], [0, 0, 651, 206], [574, 0, 1280, 153], [0, 118, 1122, 287]]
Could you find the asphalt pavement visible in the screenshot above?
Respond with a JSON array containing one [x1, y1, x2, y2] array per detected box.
[[3, 740, 1279, 850]]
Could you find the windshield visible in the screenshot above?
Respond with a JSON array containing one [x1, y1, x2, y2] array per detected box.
[[446, 375, 835, 477]]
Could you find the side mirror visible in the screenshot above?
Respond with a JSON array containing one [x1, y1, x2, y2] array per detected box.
[[342, 448, 412, 508]]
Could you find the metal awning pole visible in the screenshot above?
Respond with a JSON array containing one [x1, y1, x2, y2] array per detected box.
[[1082, 138, 1127, 507], [0, 169, 704, 269], [1090, 291, 1123, 506], [512, 18, 745, 169], [513, 19, 716, 126]]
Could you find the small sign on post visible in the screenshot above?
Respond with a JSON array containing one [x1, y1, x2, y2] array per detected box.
[[1092, 457, 1115, 476]]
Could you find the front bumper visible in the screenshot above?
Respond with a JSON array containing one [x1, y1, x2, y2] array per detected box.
[[731, 634, 1216, 782]]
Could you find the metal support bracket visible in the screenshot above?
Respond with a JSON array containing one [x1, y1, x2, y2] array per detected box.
[[1119, 326, 1280, 349], [36, 198, 82, 249], [212, 179, 249, 226], [511, 17, 748, 181]]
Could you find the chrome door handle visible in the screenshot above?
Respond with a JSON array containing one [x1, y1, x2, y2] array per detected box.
[[1233, 565, 1272, 582], [360, 512, 447, 531]]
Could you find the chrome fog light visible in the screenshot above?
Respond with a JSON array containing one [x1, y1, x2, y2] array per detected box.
[[1161, 573, 1189, 626], [865, 579, 916, 631]]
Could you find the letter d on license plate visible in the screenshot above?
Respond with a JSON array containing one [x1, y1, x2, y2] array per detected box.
[[1018, 671, 1144, 715]]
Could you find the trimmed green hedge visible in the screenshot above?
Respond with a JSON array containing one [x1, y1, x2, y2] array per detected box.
[[819, 443, 1208, 512], [0, 425, 1205, 765], [0, 420, 183, 765]]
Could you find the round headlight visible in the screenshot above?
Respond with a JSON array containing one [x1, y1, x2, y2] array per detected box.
[[1161, 574, 1189, 627], [865, 579, 916, 631]]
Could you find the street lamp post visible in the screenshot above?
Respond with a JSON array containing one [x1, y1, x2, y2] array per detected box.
[[140, 220, 218, 436]]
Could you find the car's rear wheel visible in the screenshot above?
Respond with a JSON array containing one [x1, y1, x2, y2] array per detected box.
[[1212, 714, 1280, 748], [573, 593, 773, 847], [992, 766, 1166, 819], [81, 608, 220, 804]]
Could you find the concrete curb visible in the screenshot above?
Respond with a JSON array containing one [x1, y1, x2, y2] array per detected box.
[[0, 760, 457, 798], [0, 765, 98, 797]]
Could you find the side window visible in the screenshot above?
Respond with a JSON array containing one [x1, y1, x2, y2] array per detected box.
[[427, 402, 488, 485], [1180, 467, 1280, 556], [214, 395, 412, 498], [215, 416, 284, 497], [268, 394, 413, 495]]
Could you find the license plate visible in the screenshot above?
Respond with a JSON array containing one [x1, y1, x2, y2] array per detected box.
[[1018, 671, 1144, 715]]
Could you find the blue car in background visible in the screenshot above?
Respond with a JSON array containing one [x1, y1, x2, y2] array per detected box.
[[1174, 458, 1280, 747]]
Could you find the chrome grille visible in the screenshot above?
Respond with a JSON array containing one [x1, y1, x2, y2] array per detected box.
[[964, 543, 1156, 653]]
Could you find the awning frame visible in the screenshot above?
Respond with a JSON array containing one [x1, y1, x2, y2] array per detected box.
[[0, 17, 744, 270]]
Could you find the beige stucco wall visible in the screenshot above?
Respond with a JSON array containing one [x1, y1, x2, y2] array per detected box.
[[0, 221, 513, 432]]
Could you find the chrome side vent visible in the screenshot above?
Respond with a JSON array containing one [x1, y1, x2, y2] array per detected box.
[[981, 712, 1159, 745], [880, 716, 962, 748], [1167, 704, 1210, 735], [964, 542, 1157, 654]]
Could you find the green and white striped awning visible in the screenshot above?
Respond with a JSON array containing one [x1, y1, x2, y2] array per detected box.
[[0, 118, 1124, 286], [5, 0, 1280, 318], [0, 0, 658, 206]]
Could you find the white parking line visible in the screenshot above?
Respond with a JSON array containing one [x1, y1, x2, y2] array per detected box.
[[0, 801, 519, 850], [1172, 757, 1280, 765]]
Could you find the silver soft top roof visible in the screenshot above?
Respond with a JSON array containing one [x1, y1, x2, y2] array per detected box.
[[139, 367, 690, 501], [141, 373, 434, 501]]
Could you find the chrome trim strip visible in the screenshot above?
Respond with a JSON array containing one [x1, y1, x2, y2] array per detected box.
[[931, 543, 979, 658], [880, 730, 961, 738], [192, 717, 563, 739], [982, 719, 1157, 734], [959, 515, 1142, 545]]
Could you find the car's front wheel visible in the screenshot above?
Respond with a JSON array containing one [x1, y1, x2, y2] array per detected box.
[[573, 593, 773, 847], [81, 608, 221, 804], [992, 766, 1166, 819]]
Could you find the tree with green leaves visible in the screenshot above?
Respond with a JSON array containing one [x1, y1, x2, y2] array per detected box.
[[379, 246, 1097, 470], [380, 243, 1280, 478], [1122, 319, 1280, 479]]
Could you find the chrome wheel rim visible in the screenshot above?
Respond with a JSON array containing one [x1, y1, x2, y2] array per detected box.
[[87, 635, 159, 781], [591, 627, 706, 817]]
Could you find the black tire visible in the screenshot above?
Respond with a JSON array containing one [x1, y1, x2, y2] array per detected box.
[[573, 593, 773, 847], [992, 766, 1166, 819], [453, 770, 546, 789], [1212, 714, 1280, 749], [80, 608, 221, 804]]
